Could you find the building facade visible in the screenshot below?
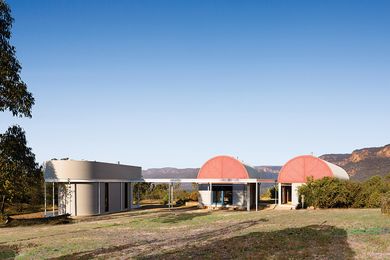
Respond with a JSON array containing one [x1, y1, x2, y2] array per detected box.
[[277, 155, 350, 208], [197, 156, 276, 210], [43, 154, 349, 216], [44, 160, 142, 216]]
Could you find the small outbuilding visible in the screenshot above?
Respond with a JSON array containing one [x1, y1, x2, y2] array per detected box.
[[277, 155, 349, 208], [197, 155, 276, 210], [44, 160, 142, 216]]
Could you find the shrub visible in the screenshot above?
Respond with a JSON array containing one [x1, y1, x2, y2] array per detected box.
[[188, 191, 198, 201], [353, 175, 390, 208], [381, 192, 390, 215], [298, 177, 353, 208], [261, 187, 277, 200], [298, 175, 390, 209]]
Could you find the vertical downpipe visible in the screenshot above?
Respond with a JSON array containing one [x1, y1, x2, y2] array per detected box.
[[44, 182, 47, 217], [52, 182, 55, 217]]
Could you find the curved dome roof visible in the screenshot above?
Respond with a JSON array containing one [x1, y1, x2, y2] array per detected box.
[[278, 155, 349, 183], [197, 155, 261, 179]]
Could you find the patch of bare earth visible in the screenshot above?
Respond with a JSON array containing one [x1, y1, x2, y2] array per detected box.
[[0, 207, 388, 259]]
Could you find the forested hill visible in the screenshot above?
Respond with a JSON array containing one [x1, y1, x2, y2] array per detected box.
[[320, 144, 390, 181], [142, 166, 281, 179], [142, 167, 199, 179]]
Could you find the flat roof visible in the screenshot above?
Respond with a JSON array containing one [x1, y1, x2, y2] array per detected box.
[[45, 178, 277, 183]]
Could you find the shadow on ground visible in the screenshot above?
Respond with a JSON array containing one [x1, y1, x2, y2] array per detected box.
[[150, 211, 211, 224], [54, 218, 269, 259], [1, 214, 73, 228], [0, 245, 18, 259], [146, 224, 355, 259], [76, 205, 199, 223]]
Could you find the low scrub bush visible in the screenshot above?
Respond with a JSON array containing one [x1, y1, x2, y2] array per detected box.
[[298, 175, 390, 209], [188, 191, 198, 201], [381, 192, 390, 215]]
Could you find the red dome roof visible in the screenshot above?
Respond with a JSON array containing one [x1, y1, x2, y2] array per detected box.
[[197, 156, 250, 179], [278, 155, 333, 183]]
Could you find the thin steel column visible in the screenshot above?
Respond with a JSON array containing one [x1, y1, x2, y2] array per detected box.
[[62, 184, 65, 215], [246, 183, 250, 211], [52, 182, 55, 217], [137, 184, 140, 207], [259, 183, 262, 209], [210, 183, 212, 206], [68, 179, 72, 216], [255, 182, 258, 212], [171, 183, 174, 208], [168, 183, 171, 209], [44, 182, 47, 217]]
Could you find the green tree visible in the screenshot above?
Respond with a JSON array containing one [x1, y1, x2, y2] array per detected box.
[[0, 0, 34, 117], [298, 175, 390, 209], [0, 125, 42, 214], [353, 175, 390, 208]]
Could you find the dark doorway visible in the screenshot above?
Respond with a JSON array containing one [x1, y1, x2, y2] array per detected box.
[[281, 184, 292, 204], [124, 183, 128, 209], [105, 183, 109, 212], [212, 185, 233, 206]]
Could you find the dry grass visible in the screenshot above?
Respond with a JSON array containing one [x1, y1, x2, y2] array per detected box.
[[0, 207, 389, 259]]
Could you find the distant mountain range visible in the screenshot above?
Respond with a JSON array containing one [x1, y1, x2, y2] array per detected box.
[[142, 167, 199, 179], [142, 166, 282, 179], [142, 144, 390, 182], [320, 144, 390, 181]]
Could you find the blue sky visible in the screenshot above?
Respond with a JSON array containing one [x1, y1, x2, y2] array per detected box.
[[1, 0, 389, 168]]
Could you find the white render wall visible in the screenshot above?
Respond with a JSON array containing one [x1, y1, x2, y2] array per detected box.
[[291, 183, 304, 208], [58, 183, 77, 216], [198, 190, 212, 206], [233, 184, 245, 207], [56, 182, 134, 217], [198, 184, 211, 207], [278, 183, 304, 208]]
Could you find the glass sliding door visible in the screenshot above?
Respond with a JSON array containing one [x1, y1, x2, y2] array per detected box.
[[212, 185, 233, 206]]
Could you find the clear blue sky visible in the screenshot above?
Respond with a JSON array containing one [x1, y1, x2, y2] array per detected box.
[[1, 0, 389, 168]]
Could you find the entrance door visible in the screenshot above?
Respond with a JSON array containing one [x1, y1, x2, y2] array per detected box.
[[212, 185, 233, 206], [282, 184, 292, 204]]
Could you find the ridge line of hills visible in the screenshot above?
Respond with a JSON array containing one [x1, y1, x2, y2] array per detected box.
[[142, 144, 390, 181]]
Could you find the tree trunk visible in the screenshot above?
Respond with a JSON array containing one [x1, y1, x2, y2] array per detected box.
[[0, 195, 5, 215]]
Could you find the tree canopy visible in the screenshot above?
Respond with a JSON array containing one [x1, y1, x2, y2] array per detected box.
[[0, 125, 41, 214], [0, 0, 34, 117]]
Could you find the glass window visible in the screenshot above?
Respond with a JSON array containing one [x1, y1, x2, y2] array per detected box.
[[212, 185, 233, 205]]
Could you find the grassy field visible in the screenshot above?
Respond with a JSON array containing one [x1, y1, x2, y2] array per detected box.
[[0, 207, 389, 259]]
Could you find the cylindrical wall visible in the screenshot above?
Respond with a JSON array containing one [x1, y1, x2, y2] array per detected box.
[[76, 183, 99, 216], [57, 182, 135, 216], [44, 160, 142, 181]]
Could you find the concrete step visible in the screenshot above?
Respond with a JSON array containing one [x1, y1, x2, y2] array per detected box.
[[274, 204, 296, 210]]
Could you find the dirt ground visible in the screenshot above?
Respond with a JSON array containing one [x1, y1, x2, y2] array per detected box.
[[0, 207, 389, 259]]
